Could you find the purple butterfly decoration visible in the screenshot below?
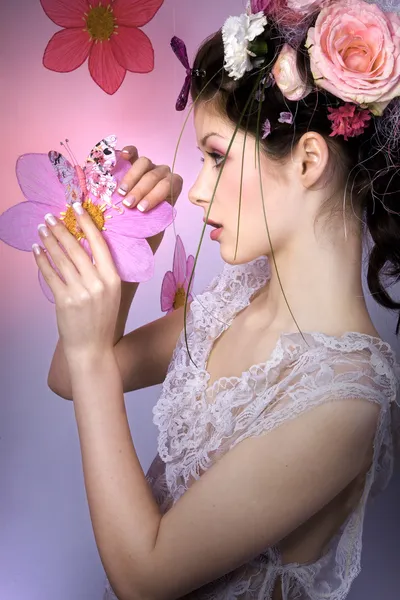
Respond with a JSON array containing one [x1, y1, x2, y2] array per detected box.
[[170, 36, 205, 111]]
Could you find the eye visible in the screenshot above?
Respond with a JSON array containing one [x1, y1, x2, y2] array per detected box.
[[200, 152, 225, 168]]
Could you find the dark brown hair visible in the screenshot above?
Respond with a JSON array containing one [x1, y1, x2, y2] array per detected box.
[[190, 20, 400, 334]]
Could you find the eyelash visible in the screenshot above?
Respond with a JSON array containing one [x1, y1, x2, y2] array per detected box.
[[201, 152, 225, 169]]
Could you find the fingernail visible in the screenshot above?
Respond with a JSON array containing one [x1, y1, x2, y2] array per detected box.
[[32, 243, 41, 256], [122, 196, 135, 207], [118, 185, 128, 196], [72, 202, 84, 215], [44, 213, 57, 227], [122, 150, 130, 154], [137, 199, 149, 213], [38, 224, 50, 237]]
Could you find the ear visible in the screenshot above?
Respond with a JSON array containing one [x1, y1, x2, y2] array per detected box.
[[296, 132, 330, 188]]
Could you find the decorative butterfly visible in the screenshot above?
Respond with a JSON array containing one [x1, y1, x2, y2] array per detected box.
[[48, 135, 123, 214], [170, 36, 206, 111]]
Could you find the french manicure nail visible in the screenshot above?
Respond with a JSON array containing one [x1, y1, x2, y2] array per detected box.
[[32, 243, 41, 256], [118, 185, 128, 196], [44, 213, 57, 226], [72, 202, 84, 215], [38, 224, 50, 237], [123, 196, 135, 207], [137, 199, 149, 212]]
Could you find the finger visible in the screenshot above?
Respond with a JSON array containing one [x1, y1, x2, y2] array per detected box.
[[71, 203, 119, 280], [32, 242, 67, 299], [123, 165, 178, 210], [38, 222, 80, 285], [120, 145, 139, 165], [117, 156, 156, 201], [134, 173, 183, 213], [43, 212, 98, 284]]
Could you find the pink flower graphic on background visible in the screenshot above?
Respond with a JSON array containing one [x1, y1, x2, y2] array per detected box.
[[161, 235, 195, 314], [0, 149, 175, 303], [40, 0, 164, 95]]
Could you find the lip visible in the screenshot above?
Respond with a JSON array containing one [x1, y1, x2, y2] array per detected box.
[[203, 217, 222, 228]]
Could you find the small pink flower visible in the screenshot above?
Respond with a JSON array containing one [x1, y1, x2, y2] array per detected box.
[[278, 111, 293, 124], [327, 103, 371, 141], [40, 0, 164, 95], [161, 235, 195, 314], [272, 43, 311, 101], [262, 118, 271, 139], [306, 0, 400, 116], [286, 0, 323, 14]]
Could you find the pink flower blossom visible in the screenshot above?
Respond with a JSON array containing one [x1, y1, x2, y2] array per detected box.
[[286, 0, 323, 14], [272, 44, 311, 101], [327, 103, 372, 141], [161, 235, 194, 314], [0, 150, 175, 303], [262, 118, 271, 139], [40, 0, 164, 95], [306, 0, 400, 116], [278, 111, 294, 124]]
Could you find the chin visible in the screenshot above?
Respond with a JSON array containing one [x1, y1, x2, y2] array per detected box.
[[219, 243, 262, 266]]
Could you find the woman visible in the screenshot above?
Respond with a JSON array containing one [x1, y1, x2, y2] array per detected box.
[[38, 1, 399, 599]]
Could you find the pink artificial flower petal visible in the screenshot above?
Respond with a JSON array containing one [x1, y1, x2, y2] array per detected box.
[[16, 154, 66, 208], [88, 41, 126, 95], [43, 28, 92, 72], [172, 235, 187, 285], [40, 0, 90, 28], [102, 233, 154, 281], [110, 26, 154, 73], [105, 201, 175, 239], [160, 270, 177, 312], [112, 0, 164, 27], [183, 254, 195, 294], [0, 202, 62, 251]]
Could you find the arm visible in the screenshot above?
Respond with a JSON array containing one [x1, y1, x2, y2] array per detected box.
[[48, 286, 187, 400], [69, 352, 380, 600]]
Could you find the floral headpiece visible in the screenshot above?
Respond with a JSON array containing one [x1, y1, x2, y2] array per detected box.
[[172, 0, 400, 142]]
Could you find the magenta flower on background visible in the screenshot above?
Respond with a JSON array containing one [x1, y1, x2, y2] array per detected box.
[[40, 0, 164, 95], [327, 104, 371, 141], [161, 235, 195, 313], [0, 139, 175, 303]]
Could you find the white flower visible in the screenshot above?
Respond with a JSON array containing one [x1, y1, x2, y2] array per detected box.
[[222, 12, 268, 80]]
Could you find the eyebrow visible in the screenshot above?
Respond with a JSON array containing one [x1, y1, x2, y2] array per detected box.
[[199, 132, 225, 147]]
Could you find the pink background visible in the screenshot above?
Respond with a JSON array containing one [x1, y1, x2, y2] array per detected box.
[[0, 1, 398, 598]]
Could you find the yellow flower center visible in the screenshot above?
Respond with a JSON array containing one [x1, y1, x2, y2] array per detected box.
[[85, 5, 116, 41], [60, 198, 107, 241], [173, 286, 187, 310]]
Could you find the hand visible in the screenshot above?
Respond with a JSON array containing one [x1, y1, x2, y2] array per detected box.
[[119, 146, 183, 255], [34, 204, 121, 363]]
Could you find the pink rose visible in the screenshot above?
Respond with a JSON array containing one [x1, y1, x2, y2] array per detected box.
[[286, 0, 322, 13], [250, 0, 271, 12], [306, 0, 400, 116], [272, 43, 311, 101]]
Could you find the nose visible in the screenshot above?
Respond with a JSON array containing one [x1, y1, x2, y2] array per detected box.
[[188, 168, 213, 207]]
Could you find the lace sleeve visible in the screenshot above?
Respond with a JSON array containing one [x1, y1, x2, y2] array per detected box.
[[217, 343, 397, 494]]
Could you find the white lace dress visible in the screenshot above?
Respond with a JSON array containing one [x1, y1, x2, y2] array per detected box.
[[104, 257, 400, 600]]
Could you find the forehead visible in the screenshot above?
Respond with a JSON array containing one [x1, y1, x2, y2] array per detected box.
[[193, 103, 234, 142]]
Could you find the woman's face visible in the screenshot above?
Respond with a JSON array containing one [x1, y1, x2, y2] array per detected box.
[[189, 102, 307, 265]]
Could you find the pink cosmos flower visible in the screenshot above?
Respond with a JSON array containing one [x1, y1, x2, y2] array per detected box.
[[161, 235, 195, 314], [327, 104, 372, 141], [0, 150, 175, 303], [305, 0, 400, 116], [40, 0, 164, 95]]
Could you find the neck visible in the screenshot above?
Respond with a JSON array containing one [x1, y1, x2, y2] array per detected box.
[[254, 226, 373, 337]]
